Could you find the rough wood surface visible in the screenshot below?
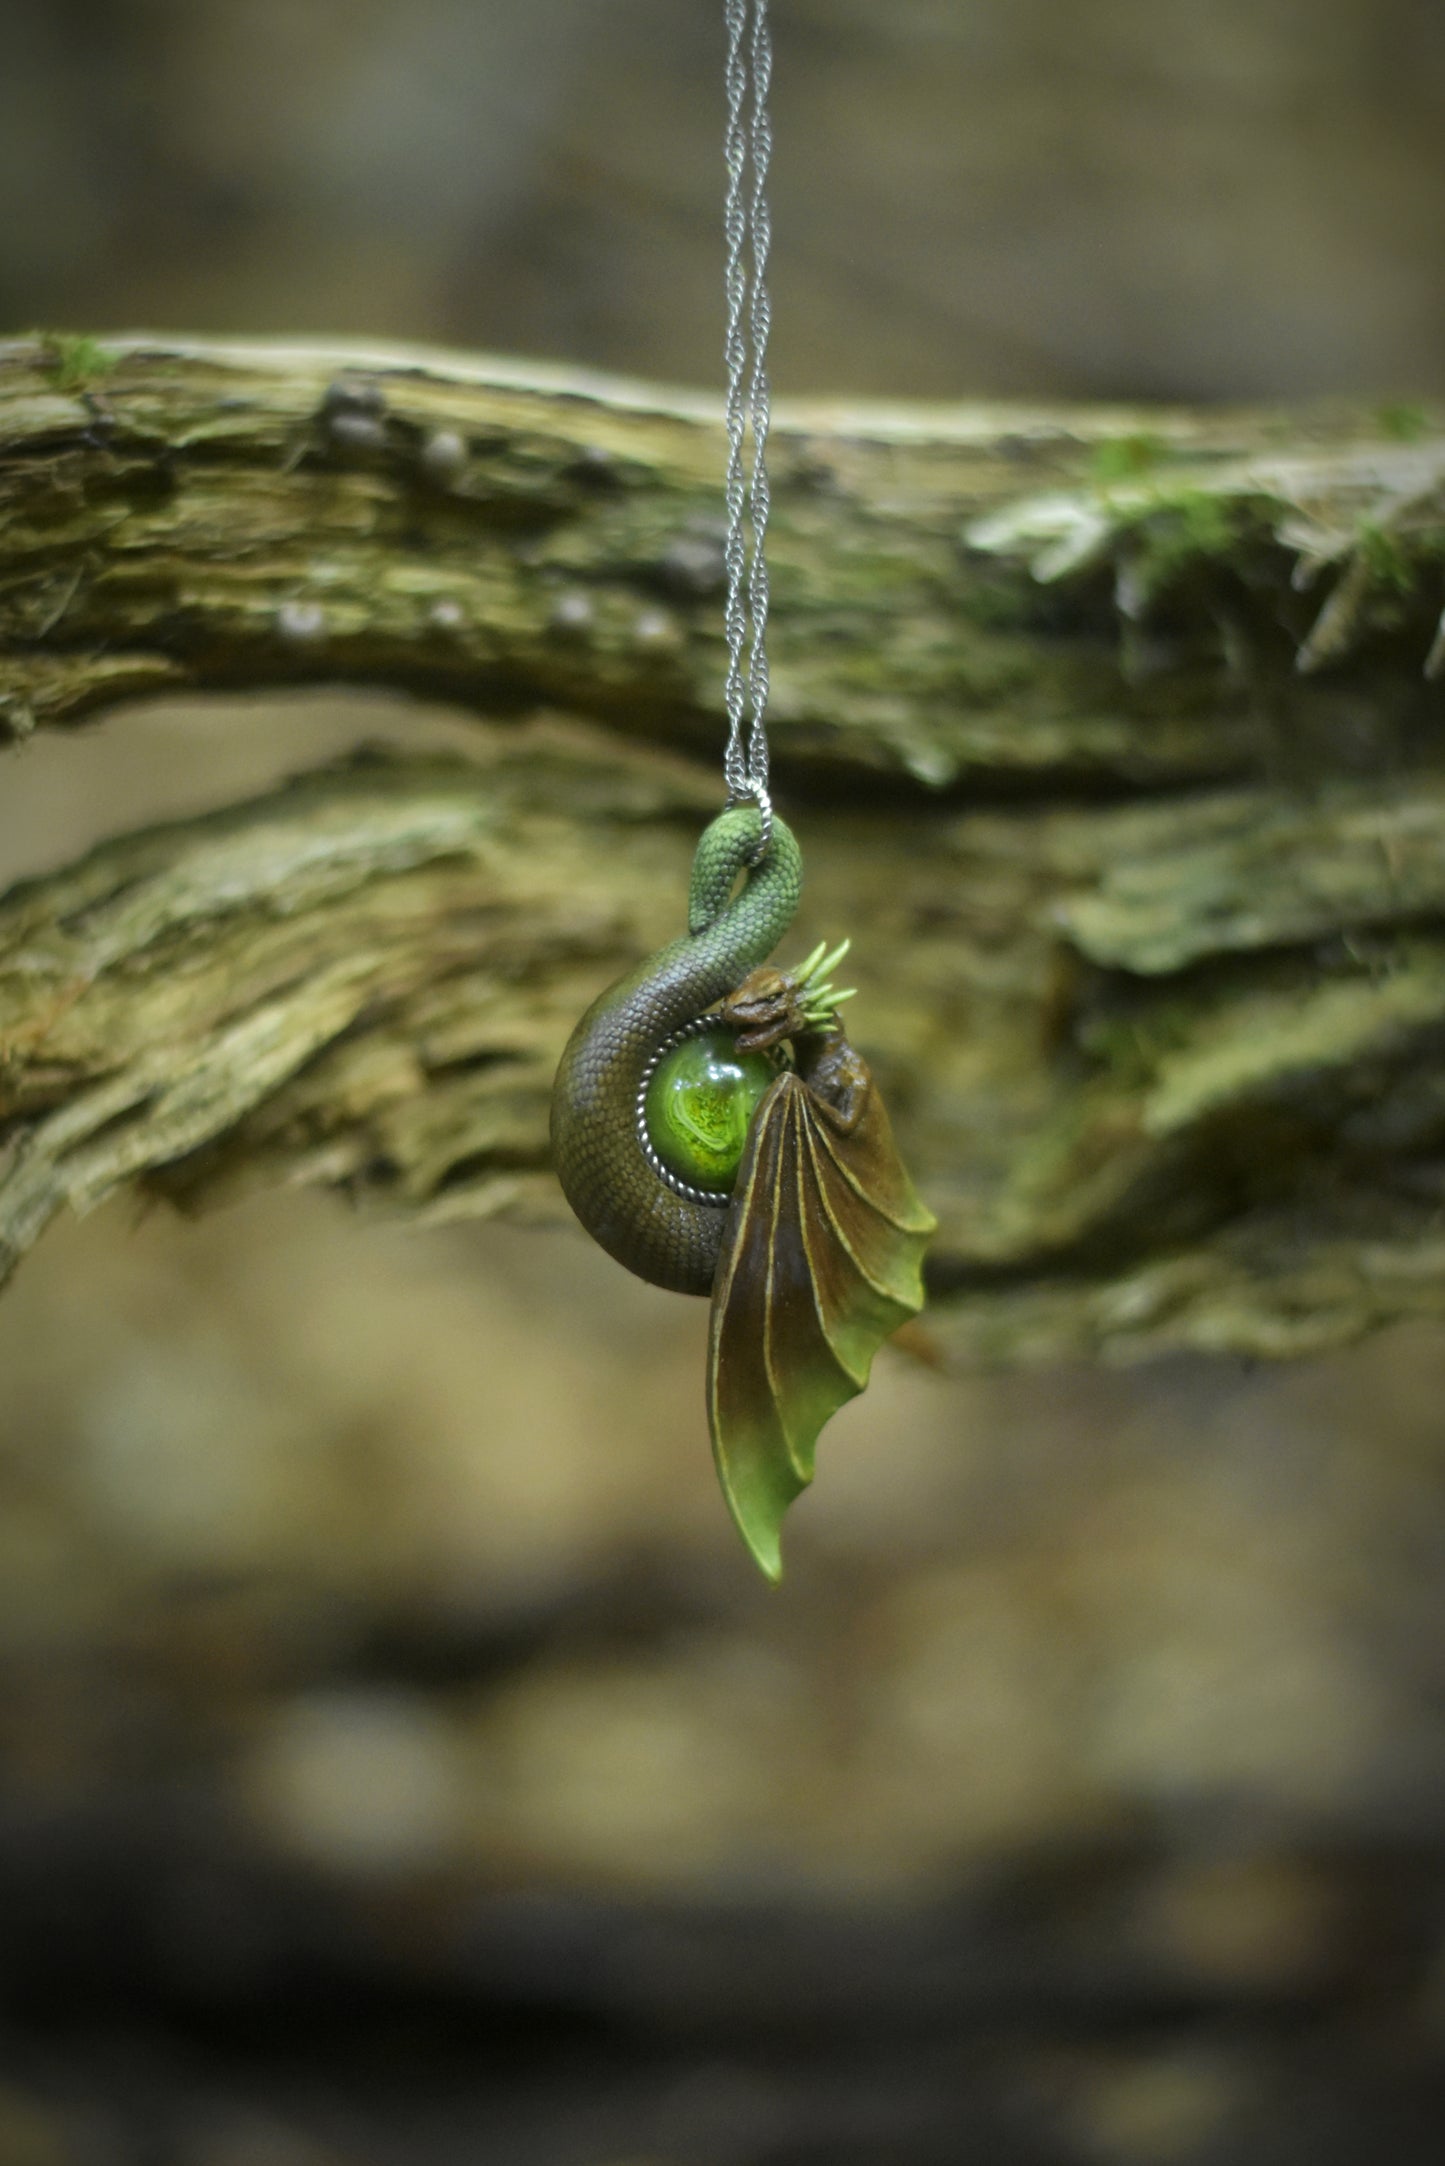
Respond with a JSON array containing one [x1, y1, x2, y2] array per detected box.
[[5, 333, 1445, 1364]]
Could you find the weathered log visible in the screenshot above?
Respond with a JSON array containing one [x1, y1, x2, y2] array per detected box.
[[4, 333, 1445, 1365]]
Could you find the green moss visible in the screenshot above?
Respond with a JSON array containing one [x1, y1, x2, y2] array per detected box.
[[1355, 519, 1416, 596], [954, 575, 1034, 631], [38, 334, 118, 395], [1376, 402, 1429, 444], [1079, 1018, 1155, 1087], [1109, 485, 1259, 603], [1089, 432, 1167, 485], [1144, 488, 1246, 562], [1081, 1003, 1196, 1086]]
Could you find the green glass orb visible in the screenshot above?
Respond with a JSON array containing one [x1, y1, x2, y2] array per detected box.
[[645, 1028, 775, 1191]]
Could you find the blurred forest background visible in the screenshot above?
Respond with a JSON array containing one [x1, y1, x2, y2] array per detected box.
[[5, 3, 1445, 2162]]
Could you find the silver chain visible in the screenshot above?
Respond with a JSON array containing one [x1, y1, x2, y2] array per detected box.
[[722, 0, 773, 851]]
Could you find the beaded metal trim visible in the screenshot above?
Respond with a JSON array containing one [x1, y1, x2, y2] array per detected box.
[[635, 1015, 737, 1206]]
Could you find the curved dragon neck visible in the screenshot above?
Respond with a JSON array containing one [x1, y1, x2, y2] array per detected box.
[[664, 803, 803, 1020], [588, 806, 802, 1092]]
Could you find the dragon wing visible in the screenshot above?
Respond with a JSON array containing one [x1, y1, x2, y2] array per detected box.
[[706, 1041, 935, 1578]]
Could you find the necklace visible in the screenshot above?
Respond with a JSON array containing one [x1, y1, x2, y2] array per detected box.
[[549, 0, 934, 1579], [720, 0, 774, 855]]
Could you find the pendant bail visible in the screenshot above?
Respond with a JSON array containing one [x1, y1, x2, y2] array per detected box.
[[727, 777, 773, 863]]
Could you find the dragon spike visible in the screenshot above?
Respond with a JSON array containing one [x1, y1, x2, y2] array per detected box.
[[791, 937, 852, 990], [799, 981, 857, 1025], [788, 937, 858, 1027], [792, 938, 831, 986]]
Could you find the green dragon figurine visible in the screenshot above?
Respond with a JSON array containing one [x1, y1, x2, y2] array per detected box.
[[551, 805, 935, 1578]]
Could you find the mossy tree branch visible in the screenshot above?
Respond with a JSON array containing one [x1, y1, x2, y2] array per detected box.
[[5, 334, 1445, 1363]]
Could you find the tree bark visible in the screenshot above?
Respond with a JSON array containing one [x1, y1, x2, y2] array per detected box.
[[4, 332, 1445, 1364]]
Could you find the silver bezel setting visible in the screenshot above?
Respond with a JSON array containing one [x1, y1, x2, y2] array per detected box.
[[636, 1015, 739, 1206]]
